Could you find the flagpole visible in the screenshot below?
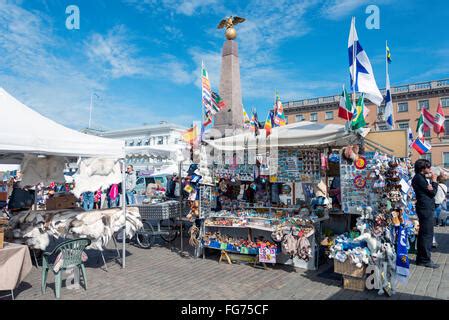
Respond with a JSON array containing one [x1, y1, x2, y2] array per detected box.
[[88, 92, 93, 129], [351, 17, 357, 132]]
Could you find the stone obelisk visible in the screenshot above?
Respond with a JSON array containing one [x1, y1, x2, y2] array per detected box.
[[213, 16, 245, 137]]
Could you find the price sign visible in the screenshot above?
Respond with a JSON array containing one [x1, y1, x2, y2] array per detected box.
[[259, 247, 276, 264]]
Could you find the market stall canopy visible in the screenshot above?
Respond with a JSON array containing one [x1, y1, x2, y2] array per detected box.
[[204, 121, 363, 151], [0, 88, 125, 158]]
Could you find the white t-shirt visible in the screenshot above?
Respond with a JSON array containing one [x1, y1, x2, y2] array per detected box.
[[435, 183, 448, 205]]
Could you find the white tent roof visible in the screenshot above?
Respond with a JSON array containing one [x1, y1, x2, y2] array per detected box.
[[0, 88, 125, 158], [205, 121, 361, 151]]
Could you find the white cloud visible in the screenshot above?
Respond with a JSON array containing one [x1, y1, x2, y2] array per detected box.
[[321, 0, 370, 20], [123, 0, 223, 16]]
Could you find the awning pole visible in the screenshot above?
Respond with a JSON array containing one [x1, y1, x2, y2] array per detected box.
[[121, 160, 127, 269]]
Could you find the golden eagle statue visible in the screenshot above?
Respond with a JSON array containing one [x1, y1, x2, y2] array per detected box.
[[217, 16, 246, 40]]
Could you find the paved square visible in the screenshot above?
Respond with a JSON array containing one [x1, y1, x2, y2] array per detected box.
[[5, 227, 449, 300]]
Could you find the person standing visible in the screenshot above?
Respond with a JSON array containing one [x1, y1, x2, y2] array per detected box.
[[411, 159, 439, 269], [434, 174, 448, 228], [125, 165, 137, 205]]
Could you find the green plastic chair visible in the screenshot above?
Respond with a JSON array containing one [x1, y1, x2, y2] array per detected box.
[[41, 238, 91, 299]]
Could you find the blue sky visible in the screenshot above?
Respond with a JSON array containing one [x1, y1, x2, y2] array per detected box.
[[0, 0, 448, 130]]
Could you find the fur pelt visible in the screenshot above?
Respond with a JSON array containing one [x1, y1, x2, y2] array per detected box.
[[20, 155, 66, 186], [11, 207, 143, 251], [72, 158, 122, 198]]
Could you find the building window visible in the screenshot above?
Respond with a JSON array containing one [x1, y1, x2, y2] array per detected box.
[[423, 129, 431, 138], [325, 111, 334, 120], [378, 106, 385, 115], [310, 113, 318, 122], [421, 153, 432, 164], [397, 102, 408, 113], [418, 100, 429, 110], [444, 153, 449, 168], [397, 121, 409, 129], [296, 114, 305, 122], [441, 98, 449, 108], [157, 137, 164, 145], [378, 124, 388, 131], [445, 118, 449, 136]]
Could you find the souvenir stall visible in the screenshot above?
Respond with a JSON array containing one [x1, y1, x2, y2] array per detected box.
[[200, 122, 362, 270], [0, 88, 138, 270], [327, 145, 417, 295]]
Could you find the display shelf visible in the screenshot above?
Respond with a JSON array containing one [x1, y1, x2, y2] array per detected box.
[[204, 224, 276, 232], [207, 215, 277, 220]]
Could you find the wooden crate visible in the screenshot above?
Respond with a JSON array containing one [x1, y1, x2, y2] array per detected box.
[[343, 275, 366, 292], [334, 260, 366, 278], [46, 194, 77, 210]]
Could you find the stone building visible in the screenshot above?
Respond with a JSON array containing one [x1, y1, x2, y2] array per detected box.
[[284, 79, 449, 167]]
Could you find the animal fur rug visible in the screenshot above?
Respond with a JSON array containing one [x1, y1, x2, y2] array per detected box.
[[9, 207, 143, 251]]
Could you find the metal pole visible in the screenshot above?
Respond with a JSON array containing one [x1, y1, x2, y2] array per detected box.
[[121, 160, 127, 269], [88, 93, 93, 129], [179, 160, 183, 254], [351, 17, 357, 130]]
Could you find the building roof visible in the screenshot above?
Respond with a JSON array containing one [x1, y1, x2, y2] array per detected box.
[[284, 78, 449, 112], [98, 122, 187, 138]]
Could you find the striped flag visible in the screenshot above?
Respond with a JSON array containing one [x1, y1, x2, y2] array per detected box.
[[338, 86, 353, 120], [202, 62, 213, 114], [211, 91, 226, 114], [250, 109, 260, 136], [243, 106, 251, 129], [182, 125, 198, 144], [412, 138, 431, 155], [386, 45, 392, 64], [274, 94, 287, 126], [422, 108, 435, 132], [434, 101, 445, 135], [265, 110, 275, 137], [203, 111, 213, 127], [416, 114, 424, 139]]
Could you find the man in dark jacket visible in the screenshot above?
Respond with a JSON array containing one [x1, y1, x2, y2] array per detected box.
[[411, 159, 439, 269]]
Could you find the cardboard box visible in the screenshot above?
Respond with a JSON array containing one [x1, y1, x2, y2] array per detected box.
[[46, 194, 77, 210], [343, 275, 366, 292], [0, 228, 4, 249], [334, 260, 366, 278]]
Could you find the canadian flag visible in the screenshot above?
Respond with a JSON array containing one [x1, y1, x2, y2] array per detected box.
[[434, 102, 446, 135]]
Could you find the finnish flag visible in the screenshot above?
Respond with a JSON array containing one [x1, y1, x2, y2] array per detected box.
[[384, 74, 394, 129], [348, 17, 384, 106]]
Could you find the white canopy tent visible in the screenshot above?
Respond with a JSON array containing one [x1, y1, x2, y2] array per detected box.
[[204, 121, 362, 151], [0, 88, 131, 268], [0, 88, 125, 159]]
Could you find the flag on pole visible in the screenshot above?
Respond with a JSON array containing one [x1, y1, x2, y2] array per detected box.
[[348, 17, 383, 106], [412, 138, 431, 155], [211, 91, 226, 114], [351, 94, 367, 130], [338, 86, 353, 120], [202, 62, 214, 114], [416, 114, 424, 139], [386, 45, 392, 64], [203, 111, 212, 127], [422, 108, 435, 132], [407, 128, 414, 148], [265, 110, 275, 138], [250, 109, 260, 136], [434, 101, 446, 135], [182, 125, 198, 144], [274, 94, 287, 126], [384, 74, 394, 129], [243, 106, 251, 129]]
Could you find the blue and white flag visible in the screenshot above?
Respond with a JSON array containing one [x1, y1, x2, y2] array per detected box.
[[396, 225, 410, 284], [407, 128, 414, 148], [348, 17, 384, 106], [384, 74, 394, 129]]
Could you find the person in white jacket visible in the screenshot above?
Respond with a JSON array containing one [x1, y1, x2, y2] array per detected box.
[[433, 174, 448, 247]]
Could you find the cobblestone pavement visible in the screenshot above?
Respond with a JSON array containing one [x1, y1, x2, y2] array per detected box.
[[4, 227, 449, 300]]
